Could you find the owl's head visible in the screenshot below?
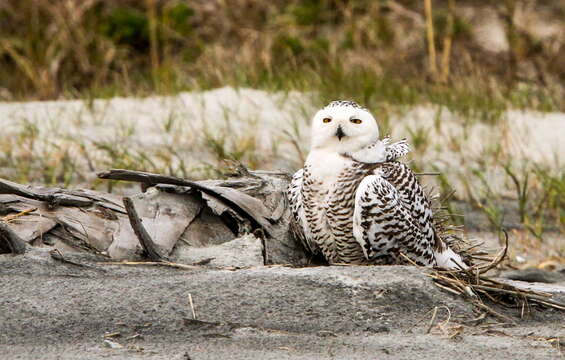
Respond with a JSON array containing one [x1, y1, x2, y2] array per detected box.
[[310, 100, 379, 153]]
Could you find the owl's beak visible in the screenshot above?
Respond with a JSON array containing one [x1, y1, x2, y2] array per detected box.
[[335, 125, 346, 141]]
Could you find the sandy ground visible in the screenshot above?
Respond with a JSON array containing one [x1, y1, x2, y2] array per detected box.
[[1, 250, 564, 360]]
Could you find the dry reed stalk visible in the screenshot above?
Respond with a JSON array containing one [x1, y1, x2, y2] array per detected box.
[[102, 261, 201, 270], [1, 208, 37, 222], [439, 0, 455, 83], [188, 293, 197, 320], [424, 0, 438, 80], [146, 0, 160, 86], [427, 306, 439, 333]]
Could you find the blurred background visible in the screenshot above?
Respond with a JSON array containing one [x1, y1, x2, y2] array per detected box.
[[1, 0, 563, 105], [0, 0, 563, 265]]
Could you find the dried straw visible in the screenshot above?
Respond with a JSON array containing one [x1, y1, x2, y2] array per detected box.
[[426, 231, 565, 320], [426, 190, 565, 318]]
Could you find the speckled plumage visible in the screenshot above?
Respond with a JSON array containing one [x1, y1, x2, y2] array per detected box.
[[288, 101, 465, 268]]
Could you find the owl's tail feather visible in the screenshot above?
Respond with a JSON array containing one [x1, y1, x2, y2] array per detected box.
[[434, 245, 468, 269]]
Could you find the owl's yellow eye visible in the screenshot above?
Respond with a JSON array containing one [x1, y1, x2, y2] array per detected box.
[[350, 118, 362, 124], [322, 118, 332, 123]]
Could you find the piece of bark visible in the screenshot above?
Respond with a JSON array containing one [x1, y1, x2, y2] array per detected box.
[[0, 185, 133, 258], [52, 207, 118, 251], [123, 197, 167, 261], [129, 188, 202, 255], [98, 169, 274, 234], [98, 168, 310, 265], [106, 216, 143, 260], [0, 193, 123, 253], [107, 188, 203, 259], [0, 178, 93, 207], [0, 221, 27, 254], [177, 207, 235, 248], [0, 201, 58, 243]]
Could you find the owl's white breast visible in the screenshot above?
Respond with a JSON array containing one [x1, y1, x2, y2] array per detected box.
[[305, 149, 352, 188]]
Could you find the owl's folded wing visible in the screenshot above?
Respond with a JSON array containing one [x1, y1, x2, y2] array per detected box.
[[352, 173, 436, 266]]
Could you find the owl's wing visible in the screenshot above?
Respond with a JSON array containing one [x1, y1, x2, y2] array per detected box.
[[378, 162, 436, 241], [288, 169, 320, 255], [353, 173, 436, 266], [348, 137, 410, 163], [358, 162, 467, 269], [383, 138, 410, 162]]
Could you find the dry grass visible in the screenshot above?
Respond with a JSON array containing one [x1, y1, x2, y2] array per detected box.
[[403, 231, 565, 320], [0, 0, 563, 116]]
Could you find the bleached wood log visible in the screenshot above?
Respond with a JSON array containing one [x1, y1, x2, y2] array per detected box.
[[0, 168, 310, 266]]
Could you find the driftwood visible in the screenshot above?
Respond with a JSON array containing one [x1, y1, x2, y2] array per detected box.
[[0, 221, 27, 254], [99, 169, 276, 235], [0, 168, 310, 266], [123, 196, 168, 261], [0, 177, 118, 208]]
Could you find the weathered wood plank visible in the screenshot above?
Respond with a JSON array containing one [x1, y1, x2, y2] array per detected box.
[[0, 221, 27, 254], [123, 197, 167, 261]]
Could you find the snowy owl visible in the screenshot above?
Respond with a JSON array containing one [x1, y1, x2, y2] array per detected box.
[[288, 100, 466, 269]]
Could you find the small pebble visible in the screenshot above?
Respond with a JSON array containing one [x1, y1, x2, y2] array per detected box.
[[103, 339, 123, 349]]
